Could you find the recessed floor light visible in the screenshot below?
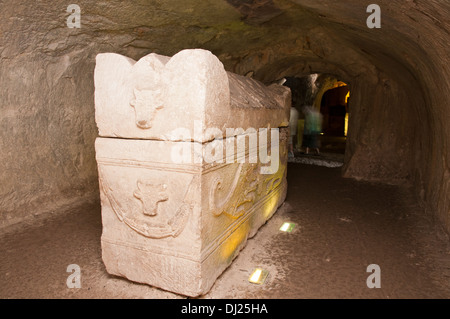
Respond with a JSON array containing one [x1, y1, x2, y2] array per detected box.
[[248, 268, 269, 285], [279, 222, 296, 233]]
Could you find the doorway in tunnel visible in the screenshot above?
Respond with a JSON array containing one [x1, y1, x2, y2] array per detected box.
[[282, 74, 349, 165], [319, 81, 350, 155]]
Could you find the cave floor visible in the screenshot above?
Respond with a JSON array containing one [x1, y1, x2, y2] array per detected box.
[[1, 163, 450, 299]]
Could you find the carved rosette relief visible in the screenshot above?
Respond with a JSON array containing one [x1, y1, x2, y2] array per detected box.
[[98, 167, 196, 238]]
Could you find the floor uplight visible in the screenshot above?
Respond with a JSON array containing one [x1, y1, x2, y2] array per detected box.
[[279, 222, 295, 233], [248, 268, 269, 285]]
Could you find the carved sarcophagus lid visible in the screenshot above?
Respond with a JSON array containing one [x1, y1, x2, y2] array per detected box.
[[94, 49, 290, 297], [94, 49, 290, 142]]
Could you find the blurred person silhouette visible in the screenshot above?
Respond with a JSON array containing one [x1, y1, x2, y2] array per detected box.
[[302, 105, 323, 155], [288, 106, 299, 158]]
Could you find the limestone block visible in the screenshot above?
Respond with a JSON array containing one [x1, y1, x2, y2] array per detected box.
[[96, 131, 288, 297], [94, 49, 291, 297], [94, 49, 291, 142]]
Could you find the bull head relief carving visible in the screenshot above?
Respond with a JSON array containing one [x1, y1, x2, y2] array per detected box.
[[134, 181, 168, 216], [130, 88, 164, 129]]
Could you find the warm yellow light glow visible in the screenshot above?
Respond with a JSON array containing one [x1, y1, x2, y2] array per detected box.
[[280, 223, 290, 232], [248, 268, 269, 285], [221, 223, 249, 261], [279, 222, 295, 233], [263, 193, 280, 219], [334, 81, 348, 88], [344, 113, 349, 137], [249, 269, 262, 283], [345, 91, 350, 104]]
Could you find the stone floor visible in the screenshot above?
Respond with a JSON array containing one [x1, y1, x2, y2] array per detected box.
[[1, 163, 450, 299], [289, 151, 344, 168]]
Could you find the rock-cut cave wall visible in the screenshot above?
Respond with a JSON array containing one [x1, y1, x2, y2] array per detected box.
[[0, 0, 449, 234]]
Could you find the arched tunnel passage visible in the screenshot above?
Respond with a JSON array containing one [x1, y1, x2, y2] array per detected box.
[[0, 0, 450, 300], [320, 82, 350, 138], [281, 74, 350, 160]]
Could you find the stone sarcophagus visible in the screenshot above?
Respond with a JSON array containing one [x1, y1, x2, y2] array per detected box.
[[94, 49, 291, 297]]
